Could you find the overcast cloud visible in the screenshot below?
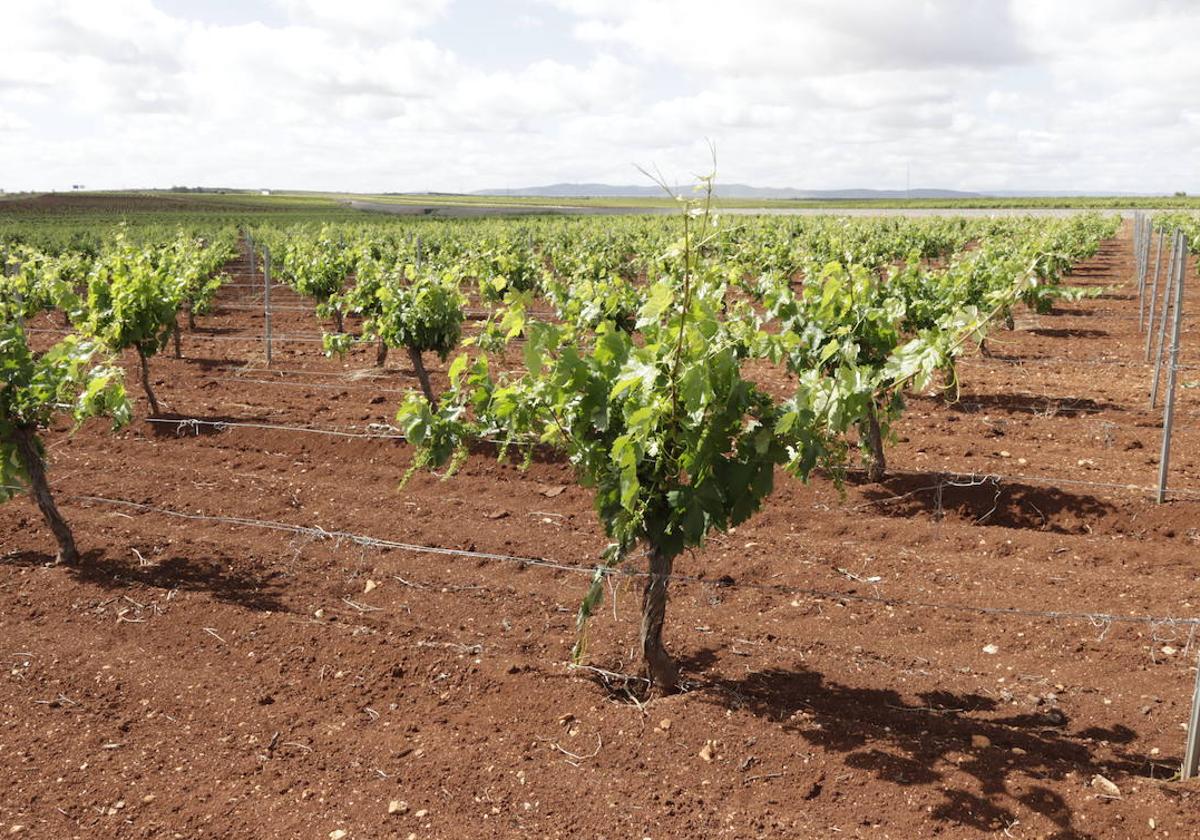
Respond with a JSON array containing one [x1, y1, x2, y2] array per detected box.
[[1, 0, 1197, 193]]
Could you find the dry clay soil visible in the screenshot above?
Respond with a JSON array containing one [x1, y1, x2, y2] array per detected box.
[[3, 222, 1200, 839]]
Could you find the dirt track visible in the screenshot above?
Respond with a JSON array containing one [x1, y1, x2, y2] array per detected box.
[[2, 224, 1200, 838]]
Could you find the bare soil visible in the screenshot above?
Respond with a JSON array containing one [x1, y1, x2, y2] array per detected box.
[[2, 224, 1200, 839]]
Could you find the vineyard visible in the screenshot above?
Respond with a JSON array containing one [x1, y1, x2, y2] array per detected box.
[[3, 196, 1200, 837]]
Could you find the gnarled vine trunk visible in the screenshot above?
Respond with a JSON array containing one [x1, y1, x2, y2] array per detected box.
[[376, 339, 389, 367], [641, 544, 679, 692], [171, 318, 182, 359], [12, 425, 79, 565], [408, 347, 434, 402], [862, 402, 886, 483], [333, 309, 345, 334], [187, 304, 197, 331], [136, 344, 161, 416]]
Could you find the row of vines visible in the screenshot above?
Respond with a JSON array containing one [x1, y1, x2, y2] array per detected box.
[[3, 198, 1133, 689]]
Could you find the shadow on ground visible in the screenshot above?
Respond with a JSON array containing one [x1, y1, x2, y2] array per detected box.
[[689, 659, 1171, 839], [2, 548, 287, 612], [849, 470, 1115, 532]]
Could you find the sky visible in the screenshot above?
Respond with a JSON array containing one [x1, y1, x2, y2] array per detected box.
[[1, 0, 1198, 194]]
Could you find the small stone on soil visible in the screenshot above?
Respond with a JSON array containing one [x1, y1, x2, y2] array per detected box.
[[1091, 774, 1121, 797]]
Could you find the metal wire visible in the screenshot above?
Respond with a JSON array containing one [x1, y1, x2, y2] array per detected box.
[[67, 493, 1200, 630]]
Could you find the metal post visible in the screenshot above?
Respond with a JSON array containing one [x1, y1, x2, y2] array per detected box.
[[1135, 217, 1144, 314], [1135, 214, 1146, 291], [1139, 216, 1151, 300], [1146, 230, 1175, 361], [263, 245, 273, 368], [1143, 228, 1164, 333], [1157, 234, 1187, 503], [1184, 654, 1200, 779], [1150, 234, 1181, 409], [247, 231, 256, 289]]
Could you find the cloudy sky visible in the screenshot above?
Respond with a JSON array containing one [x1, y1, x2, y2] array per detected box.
[[1, 0, 1198, 194]]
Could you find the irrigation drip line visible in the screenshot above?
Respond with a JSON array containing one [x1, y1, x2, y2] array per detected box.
[[884, 466, 1200, 500], [145, 416, 408, 440], [214, 303, 316, 312], [143, 415, 532, 447], [68, 493, 1200, 631], [139, 414, 1200, 499], [23, 326, 331, 345], [212, 377, 415, 394]]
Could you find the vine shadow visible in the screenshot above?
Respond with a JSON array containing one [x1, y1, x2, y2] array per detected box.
[[695, 663, 1170, 838], [851, 471, 1114, 533], [1, 548, 287, 612], [948, 392, 1125, 416], [76, 549, 286, 612], [1028, 327, 1110, 339]]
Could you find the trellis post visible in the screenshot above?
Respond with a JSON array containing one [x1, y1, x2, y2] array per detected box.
[[1157, 233, 1187, 502], [263, 245, 273, 368]]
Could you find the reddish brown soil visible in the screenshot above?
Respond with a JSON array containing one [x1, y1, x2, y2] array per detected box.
[[3, 224, 1200, 839]]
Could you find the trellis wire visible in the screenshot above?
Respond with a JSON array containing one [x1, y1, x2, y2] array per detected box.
[[137, 414, 1200, 500], [66, 493, 1200, 631]]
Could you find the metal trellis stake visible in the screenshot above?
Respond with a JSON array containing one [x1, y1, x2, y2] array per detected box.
[[1136, 214, 1147, 292], [1143, 227, 1164, 333], [247, 231, 256, 288], [1185, 652, 1200, 779], [1145, 230, 1173, 358], [1148, 234, 1178, 398], [1157, 233, 1187, 503], [263, 245, 273, 367]]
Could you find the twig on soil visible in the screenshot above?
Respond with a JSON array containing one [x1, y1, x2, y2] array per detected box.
[[416, 640, 483, 654], [341, 596, 382, 613], [743, 772, 784, 784], [539, 732, 603, 766], [567, 663, 649, 684], [203, 627, 227, 644], [885, 704, 965, 715], [259, 731, 280, 761]]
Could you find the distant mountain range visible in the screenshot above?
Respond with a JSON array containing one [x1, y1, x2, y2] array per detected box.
[[472, 183, 1150, 200]]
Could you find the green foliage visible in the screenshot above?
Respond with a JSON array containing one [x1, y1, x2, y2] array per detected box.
[[322, 264, 466, 360], [81, 230, 182, 357], [373, 273, 465, 358], [0, 286, 129, 502], [397, 186, 848, 674], [276, 226, 351, 314], [161, 231, 233, 318]]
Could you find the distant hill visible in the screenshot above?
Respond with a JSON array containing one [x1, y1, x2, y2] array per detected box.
[[472, 184, 1154, 200], [474, 183, 984, 200]]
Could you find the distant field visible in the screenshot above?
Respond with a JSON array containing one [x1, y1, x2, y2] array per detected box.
[[345, 191, 1200, 210], [3, 189, 1199, 221]]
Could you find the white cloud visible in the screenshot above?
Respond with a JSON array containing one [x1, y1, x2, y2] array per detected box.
[[0, 0, 1197, 193]]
